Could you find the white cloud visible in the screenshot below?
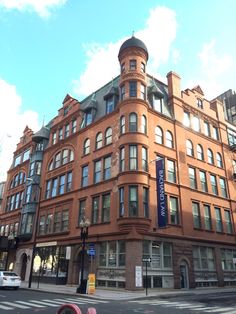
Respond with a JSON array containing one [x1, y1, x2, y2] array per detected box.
[[0, 79, 40, 181], [72, 6, 177, 98], [0, 0, 67, 18], [192, 39, 233, 99]]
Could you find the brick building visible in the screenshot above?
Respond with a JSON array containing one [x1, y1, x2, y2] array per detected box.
[[0, 36, 236, 290]]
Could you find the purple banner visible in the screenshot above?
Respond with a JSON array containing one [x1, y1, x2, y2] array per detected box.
[[156, 158, 167, 228]]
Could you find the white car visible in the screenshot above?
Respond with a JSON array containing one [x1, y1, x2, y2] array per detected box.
[[0, 271, 21, 289]]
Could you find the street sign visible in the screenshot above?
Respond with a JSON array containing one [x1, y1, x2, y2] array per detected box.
[[142, 257, 151, 263], [88, 243, 95, 256]]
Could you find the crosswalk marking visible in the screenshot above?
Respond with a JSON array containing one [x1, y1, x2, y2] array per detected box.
[[42, 299, 69, 305], [64, 297, 108, 304], [1, 301, 30, 309], [0, 304, 13, 310], [29, 299, 59, 307], [15, 300, 45, 308], [54, 298, 85, 305], [205, 307, 236, 313]]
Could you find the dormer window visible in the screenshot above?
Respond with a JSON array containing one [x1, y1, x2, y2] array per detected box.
[[64, 106, 69, 116], [129, 59, 136, 70], [81, 109, 93, 128], [153, 95, 163, 113], [197, 98, 203, 109], [129, 81, 137, 97], [106, 97, 114, 114]]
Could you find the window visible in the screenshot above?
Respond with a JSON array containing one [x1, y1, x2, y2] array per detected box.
[[207, 149, 214, 164], [120, 116, 125, 134], [78, 199, 86, 224], [193, 246, 215, 270], [104, 156, 111, 180], [119, 187, 124, 217], [204, 205, 212, 230], [143, 187, 149, 218], [120, 147, 125, 171], [94, 160, 102, 183], [166, 131, 173, 148], [141, 62, 145, 73], [199, 171, 207, 192], [58, 174, 65, 195], [170, 196, 179, 225], [219, 178, 227, 197], [167, 159, 176, 183], [48, 149, 74, 170], [212, 126, 219, 140], [62, 210, 69, 231], [105, 128, 112, 145], [84, 110, 93, 126], [210, 174, 218, 195], [155, 126, 163, 144], [186, 140, 194, 156], [204, 121, 211, 137], [13, 154, 21, 167], [129, 113, 137, 131], [22, 149, 30, 162], [72, 119, 77, 133], [65, 123, 70, 138], [129, 145, 137, 170], [129, 59, 136, 70], [189, 167, 197, 189], [51, 178, 58, 197], [192, 116, 200, 132], [83, 138, 90, 155], [129, 186, 138, 216], [81, 165, 88, 187], [129, 81, 137, 97], [59, 128, 63, 140], [120, 85, 125, 101], [121, 63, 125, 73], [140, 84, 146, 100], [102, 194, 110, 222], [197, 144, 204, 160], [183, 111, 190, 127], [215, 207, 223, 232], [221, 249, 236, 270], [141, 115, 147, 134], [66, 172, 72, 192], [99, 241, 125, 267], [91, 196, 99, 224], [106, 97, 114, 114], [142, 147, 148, 171], [52, 132, 57, 145], [62, 149, 69, 165], [228, 128, 236, 146], [54, 212, 62, 233], [153, 95, 163, 113], [216, 153, 223, 168], [192, 202, 201, 228], [96, 132, 103, 149], [224, 210, 233, 234], [197, 98, 203, 109]]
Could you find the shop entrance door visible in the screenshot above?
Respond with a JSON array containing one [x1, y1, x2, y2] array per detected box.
[[180, 261, 189, 289]]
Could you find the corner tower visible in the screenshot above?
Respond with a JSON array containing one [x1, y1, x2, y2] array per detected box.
[[118, 36, 149, 101]]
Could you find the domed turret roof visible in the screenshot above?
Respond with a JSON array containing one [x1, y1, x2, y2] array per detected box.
[[118, 36, 148, 59], [32, 126, 50, 143]]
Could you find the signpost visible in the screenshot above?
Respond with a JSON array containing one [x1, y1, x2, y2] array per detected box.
[[142, 257, 151, 295]]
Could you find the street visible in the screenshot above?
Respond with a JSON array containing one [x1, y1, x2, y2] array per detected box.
[[0, 289, 235, 313]]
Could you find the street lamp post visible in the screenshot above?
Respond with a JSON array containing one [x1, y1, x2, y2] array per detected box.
[[76, 218, 90, 294]]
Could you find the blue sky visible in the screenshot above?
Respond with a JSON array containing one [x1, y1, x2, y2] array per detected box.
[[0, 0, 236, 180]]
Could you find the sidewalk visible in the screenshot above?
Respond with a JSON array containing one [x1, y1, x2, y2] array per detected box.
[[20, 281, 236, 301]]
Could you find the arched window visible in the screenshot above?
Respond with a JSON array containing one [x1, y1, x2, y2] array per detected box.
[[105, 127, 112, 145], [207, 148, 214, 164], [197, 144, 204, 160], [129, 113, 137, 132], [10, 171, 26, 188], [155, 126, 163, 144], [83, 138, 90, 155], [216, 152, 223, 168], [186, 140, 194, 156], [120, 116, 125, 134], [48, 149, 74, 170], [96, 132, 103, 149], [166, 131, 173, 148], [141, 115, 147, 134]]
